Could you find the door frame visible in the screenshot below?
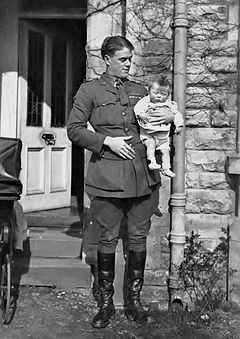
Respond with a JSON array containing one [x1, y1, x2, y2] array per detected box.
[[17, 19, 73, 211]]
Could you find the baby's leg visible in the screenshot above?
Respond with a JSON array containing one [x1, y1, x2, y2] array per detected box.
[[144, 136, 161, 170], [160, 143, 175, 178]]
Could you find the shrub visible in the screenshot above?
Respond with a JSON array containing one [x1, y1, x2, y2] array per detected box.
[[178, 229, 229, 314]]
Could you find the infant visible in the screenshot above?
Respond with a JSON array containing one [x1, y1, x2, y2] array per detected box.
[[134, 76, 184, 177]]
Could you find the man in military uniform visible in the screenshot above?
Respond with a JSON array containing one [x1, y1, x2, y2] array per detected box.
[[67, 36, 174, 328]]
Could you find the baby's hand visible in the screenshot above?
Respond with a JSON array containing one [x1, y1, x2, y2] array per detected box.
[[137, 114, 149, 124], [146, 107, 153, 115]]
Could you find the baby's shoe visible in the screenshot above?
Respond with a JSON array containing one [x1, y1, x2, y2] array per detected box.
[[161, 168, 176, 178], [148, 160, 161, 170]]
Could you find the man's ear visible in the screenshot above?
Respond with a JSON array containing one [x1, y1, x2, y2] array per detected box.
[[104, 54, 111, 66]]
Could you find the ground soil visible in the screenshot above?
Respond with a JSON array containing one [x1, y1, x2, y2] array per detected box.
[[0, 287, 240, 339]]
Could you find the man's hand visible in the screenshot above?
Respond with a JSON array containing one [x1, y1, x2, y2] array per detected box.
[[104, 136, 135, 159], [150, 107, 174, 124]]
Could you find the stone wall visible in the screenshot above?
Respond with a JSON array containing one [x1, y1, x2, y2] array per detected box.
[[185, 0, 238, 241]]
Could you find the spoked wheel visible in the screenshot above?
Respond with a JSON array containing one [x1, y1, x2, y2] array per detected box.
[[0, 253, 12, 324]]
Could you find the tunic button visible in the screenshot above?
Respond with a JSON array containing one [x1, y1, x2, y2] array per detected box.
[[122, 112, 126, 116], [125, 127, 129, 132]]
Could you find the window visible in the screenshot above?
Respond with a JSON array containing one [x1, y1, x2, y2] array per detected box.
[[27, 30, 44, 126], [51, 38, 67, 127]]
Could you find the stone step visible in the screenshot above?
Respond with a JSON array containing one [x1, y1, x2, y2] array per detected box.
[[27, 227, 83, 258], [13, 257, 91, 289], [25, 206, 82, 228]]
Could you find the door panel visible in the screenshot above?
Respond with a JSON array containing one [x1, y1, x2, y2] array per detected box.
[[18, 20, 72, 212], [26, 147, 45, 194], [50, 148, 68, 192]]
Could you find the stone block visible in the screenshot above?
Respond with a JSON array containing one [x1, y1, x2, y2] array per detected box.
[[211, 109, 237, 127], [186, 150, 226, 172], [185, 128, 236, 150], [143, 39, 172, 55], [144, 56, 171, 68], [189, 20, 228, 40], [185, 213, 233, 237], [187, 58, 206, 74], [142, 285, 168, 305], [225, 93, 237, 108], [198, 172, 231, 189], [161, 252, 170, 270], [188, 40, 237, 61], [186, 87, 218, 109], [158, 175, 171, 213], [185, 172, 230, 189], [206, 56, 237, 73], [146, 214, 170, 270], [187, 72, 219, 86], [209, 40, 238, 57], [188, 5, 227, 21], [185, 109, 210, 127], [217, 74, 238, 90], [187, 72, 236, 87], [144, 269, 167, 286], [186, 188, 235, 214], [188, 40, 209, 56]]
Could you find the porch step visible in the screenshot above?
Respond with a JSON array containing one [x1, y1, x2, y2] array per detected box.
[[27, 227, 83, 258], [13, 257, 91, 289], [13, 226, 90, 289], [25, 206, 82, 228]]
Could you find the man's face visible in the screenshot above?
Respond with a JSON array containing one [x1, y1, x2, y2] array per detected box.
[[149, 83, 169, 103], [104, 47, 133, 78]]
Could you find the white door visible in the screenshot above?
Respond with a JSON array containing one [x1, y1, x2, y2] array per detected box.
[[18, 21, 72, 212]]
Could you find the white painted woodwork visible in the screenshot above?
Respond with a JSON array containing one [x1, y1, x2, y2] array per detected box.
[[18, 21, 72, 212], [0, 72, 18, 137], [0, 0, 19, 138]]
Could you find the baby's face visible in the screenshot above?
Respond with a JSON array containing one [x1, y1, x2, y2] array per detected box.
[[149, 83, 169, 103]]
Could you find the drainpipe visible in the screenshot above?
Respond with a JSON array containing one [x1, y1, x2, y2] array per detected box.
[[235, 2, 240, 217], [121, 0, 127, 37], [227, 4, 240, 215], [236, 2, 240, 155], [168, 0, 188, 304]]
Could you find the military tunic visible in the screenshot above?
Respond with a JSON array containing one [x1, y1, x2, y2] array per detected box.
[[67, 73, 161, 198]]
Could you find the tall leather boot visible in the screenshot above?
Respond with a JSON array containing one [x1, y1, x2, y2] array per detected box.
[[91, 252, 115, 328], [125, 250, 148, 323], [90, 263, 101, 307]]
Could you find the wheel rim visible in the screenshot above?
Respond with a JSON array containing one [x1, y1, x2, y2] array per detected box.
[[0, 254, 11, 324]]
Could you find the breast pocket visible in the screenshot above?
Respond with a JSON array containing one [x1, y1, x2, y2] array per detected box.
[[95, 93, 118, 108], [93, 98, 121, 126], [95, 100, 117, 108]]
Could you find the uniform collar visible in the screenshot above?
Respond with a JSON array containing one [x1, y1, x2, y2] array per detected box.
[[99, 73, 129, 105], [100, 73, 128, 86]]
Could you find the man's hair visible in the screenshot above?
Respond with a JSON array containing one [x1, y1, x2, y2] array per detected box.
[[101, 36, 134, 59], [149, 76, 171, 90]]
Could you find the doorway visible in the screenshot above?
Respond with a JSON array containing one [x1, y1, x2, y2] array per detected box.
[[17, 19, 86, 212]]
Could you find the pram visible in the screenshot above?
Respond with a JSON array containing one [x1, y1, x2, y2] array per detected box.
[[0, 137, 22, 324]]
